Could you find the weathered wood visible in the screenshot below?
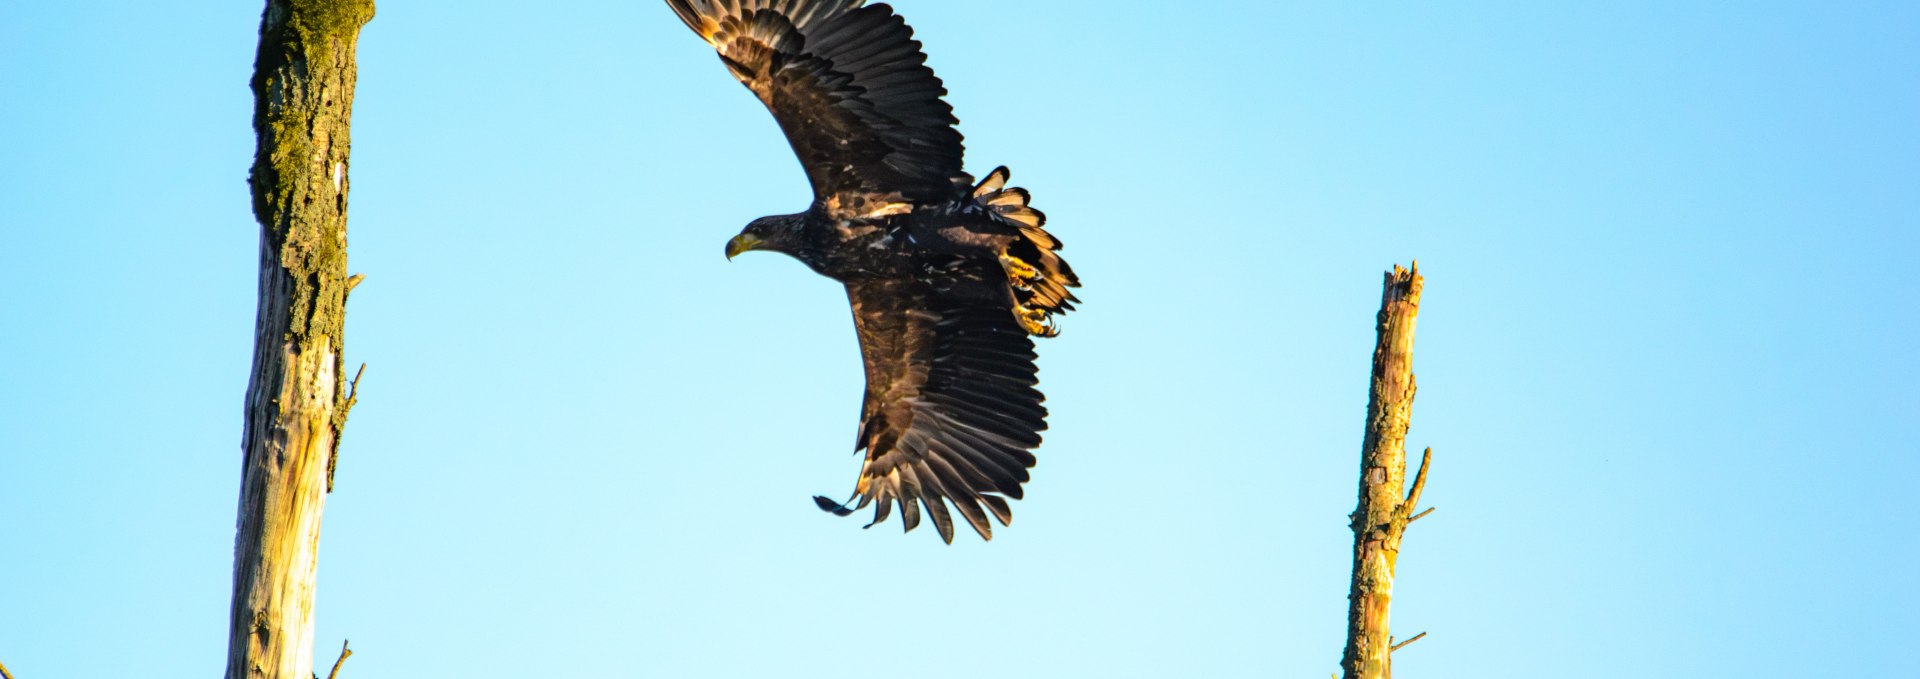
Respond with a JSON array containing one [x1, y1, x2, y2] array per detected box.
[[228, 2, 374, 679], [1341, 263, 1432, 679]]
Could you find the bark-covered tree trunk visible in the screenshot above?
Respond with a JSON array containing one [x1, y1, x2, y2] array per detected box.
[[228, 3, 373, 679], [1341, 263, 1432, 679]]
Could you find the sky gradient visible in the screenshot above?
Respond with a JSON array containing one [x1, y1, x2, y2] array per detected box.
[[3, 1, 1916, 676]]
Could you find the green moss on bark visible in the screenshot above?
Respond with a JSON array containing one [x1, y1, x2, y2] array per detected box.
[[288, 0, 375, 42], [248, 0, 374, 353]]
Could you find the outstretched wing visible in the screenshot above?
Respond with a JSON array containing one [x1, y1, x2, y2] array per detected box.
[[819, 275, 1045, 542], [666, 0, 970, 203]]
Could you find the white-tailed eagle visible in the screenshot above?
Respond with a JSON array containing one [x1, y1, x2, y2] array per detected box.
[[667, 0, 1080, 542]]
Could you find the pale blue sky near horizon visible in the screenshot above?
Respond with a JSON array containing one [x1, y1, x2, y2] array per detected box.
[[2, 1, 1916, 677]]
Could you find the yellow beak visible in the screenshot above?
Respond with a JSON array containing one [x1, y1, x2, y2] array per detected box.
[[725, 233, 764, 260]]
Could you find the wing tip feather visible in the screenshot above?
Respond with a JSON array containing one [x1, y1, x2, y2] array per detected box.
[[812, 494, 855, 516]]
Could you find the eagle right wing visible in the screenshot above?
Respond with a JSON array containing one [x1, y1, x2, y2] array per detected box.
[[666, 0, 971, 205], [819, 275, 1045, 542]]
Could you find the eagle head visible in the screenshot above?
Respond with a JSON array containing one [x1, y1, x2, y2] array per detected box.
[[725, 213, 808, 260]]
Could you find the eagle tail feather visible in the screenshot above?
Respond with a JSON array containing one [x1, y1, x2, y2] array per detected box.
[[973, 166, 1081, 335]]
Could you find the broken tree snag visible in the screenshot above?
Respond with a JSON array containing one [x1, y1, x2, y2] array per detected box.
[[1341, 263, 1432, 679], [229, 2, 374, 679]]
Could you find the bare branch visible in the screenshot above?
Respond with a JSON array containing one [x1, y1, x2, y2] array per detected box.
[[1390, 631, 1428, 652], [1394, 447, 1433, 528], [1, 658, 16, 679], [1408, 506, 1436, 524], [346, 363, 366, 406], [327, 363, 367, 493], [325, 640, 352, 679]]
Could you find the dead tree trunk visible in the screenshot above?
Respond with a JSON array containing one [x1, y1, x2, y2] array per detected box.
[[228, 2, 374, 679], [1341, 263, 1432, 679]]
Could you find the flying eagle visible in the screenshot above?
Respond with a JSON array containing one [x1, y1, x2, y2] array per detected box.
[[666, 0, 1080, 542]]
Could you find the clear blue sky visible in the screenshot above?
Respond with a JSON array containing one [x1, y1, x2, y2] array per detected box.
[[2, 1, 1915, 676]]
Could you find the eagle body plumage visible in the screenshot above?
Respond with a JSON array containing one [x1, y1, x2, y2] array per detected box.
[[668, 0, 1079, 542]]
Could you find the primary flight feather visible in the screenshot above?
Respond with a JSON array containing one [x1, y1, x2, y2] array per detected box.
[[667, 0, 1080, 543]]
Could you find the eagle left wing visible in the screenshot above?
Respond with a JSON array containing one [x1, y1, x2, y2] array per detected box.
[[666, 0, 971, 204], [818, 276, 1045, 542]]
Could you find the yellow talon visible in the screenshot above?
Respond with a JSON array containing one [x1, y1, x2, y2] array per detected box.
[[1000, 253, 1041, 281], [1013, 304, 1058, 337]]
